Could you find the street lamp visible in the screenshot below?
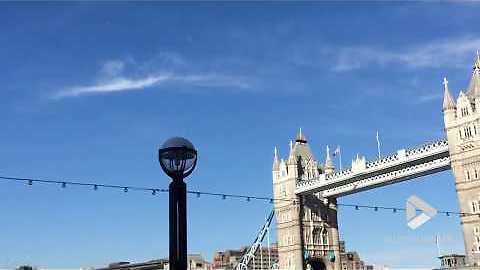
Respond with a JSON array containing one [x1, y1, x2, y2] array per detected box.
[[158, 137, 197, 270]]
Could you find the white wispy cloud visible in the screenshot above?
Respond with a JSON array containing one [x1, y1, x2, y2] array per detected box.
[[55, 75, 172, 98], [333, 36, 480, 71], [54, 58, 250, 99], [413, 93, 443, 104], [100, 60, 126, 77]]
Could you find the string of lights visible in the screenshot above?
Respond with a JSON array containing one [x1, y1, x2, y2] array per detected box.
[[0, 175, 474, 218]]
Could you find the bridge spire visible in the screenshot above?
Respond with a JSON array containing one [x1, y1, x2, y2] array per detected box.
[[287, 140, 295, 164], [296, 128, 307, 143], [325, 145, 334, 174], [467, 52, 480, 99], [476, 49, 480, 69], [443, 77, 456, 111], [273, 146, 280, 171]]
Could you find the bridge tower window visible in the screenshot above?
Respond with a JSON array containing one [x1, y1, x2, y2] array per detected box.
[[465, 127, 473, 138], [305, 231, 311, 244], [472, 201, 479, 213], [280, 183, 287, 197], [322, 230, 328, 245], [313, 227, 322, 244]]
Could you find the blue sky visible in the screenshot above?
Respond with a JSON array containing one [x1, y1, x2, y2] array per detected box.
[[1, 2, 480, 269]]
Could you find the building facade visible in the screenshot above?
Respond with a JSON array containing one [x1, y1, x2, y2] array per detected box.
[[97, 255, 212, 270], [272, 132, 341, 270], [443, 55, 480, 266], [97, 260, 169, 270], [213, 249, 243, 269], [212, 244, 279, 270], [337, 241, 372, 270], [436, 254, 467, 269], [212, 244, 278, 270]]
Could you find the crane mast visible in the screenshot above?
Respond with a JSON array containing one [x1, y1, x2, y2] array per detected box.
[[235, 210, 275, 270]]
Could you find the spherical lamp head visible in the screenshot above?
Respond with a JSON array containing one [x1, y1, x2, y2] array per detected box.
[[158, 137, 197, 180]]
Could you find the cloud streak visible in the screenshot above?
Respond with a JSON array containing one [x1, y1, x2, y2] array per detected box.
[[54, 59, 250, 99], [415, 93, 443, 104], [332, 36, 480, 71]]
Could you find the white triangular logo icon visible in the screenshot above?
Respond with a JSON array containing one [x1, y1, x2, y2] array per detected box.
[[406, 195, 437, 230]]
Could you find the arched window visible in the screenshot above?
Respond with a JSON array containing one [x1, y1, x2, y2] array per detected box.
[[473, 201, 477, 213], [305, 209, 310, 221], [322, 229, 328, 245], [281, 183, 287, 197], [312, 227, 321, 244], [305, 231, 311, 244]]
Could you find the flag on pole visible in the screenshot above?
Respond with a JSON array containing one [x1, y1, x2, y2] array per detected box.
[[376, 131, 381, 159], [333, 146, 340, 157]]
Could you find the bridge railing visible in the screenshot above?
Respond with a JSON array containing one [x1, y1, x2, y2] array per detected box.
[[404, 139, 448, 157], [296, 138, 449, 190], [365, 153, 399, 169], [322, 156, 451, 197]]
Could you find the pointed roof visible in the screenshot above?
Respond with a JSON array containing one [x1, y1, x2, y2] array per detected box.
[[288, 131, 314, 165], [295, 128, 307, 143], [442, 77, 455, 111], [466, 52, 480, 99]]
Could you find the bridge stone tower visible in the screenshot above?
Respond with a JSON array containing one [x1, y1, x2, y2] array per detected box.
[[443, 54, 480, 266], [272, 130, 341, 270]]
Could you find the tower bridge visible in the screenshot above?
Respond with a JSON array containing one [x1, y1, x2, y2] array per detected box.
[[271, 55, 480, 270]]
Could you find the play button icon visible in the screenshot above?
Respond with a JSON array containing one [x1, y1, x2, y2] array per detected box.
[[406, 195, 438, 230]]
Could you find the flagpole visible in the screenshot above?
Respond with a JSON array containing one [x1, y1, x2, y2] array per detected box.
[[333, 146, 342, 170], [376, 131, 381, 159], [339, 148, 342, 170], [436, 234, 441, 257]]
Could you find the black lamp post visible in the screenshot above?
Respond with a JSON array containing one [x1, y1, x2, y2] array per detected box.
[[158, 137, 197, 270]]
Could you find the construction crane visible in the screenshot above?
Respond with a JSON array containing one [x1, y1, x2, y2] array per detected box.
[[235, 209, 275, 270]]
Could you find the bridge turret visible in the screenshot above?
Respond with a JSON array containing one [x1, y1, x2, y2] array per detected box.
[[466, 51, 480, 104], [325, 145, 335, 174], [272, 131, 341, 270], [443, 77, 456, 112], [443, 53, 480, 267], [287, 140, 298, 179], [273, 146, 280, 171], [273, 147, 280, 181], [351, 154, 366, 173]]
